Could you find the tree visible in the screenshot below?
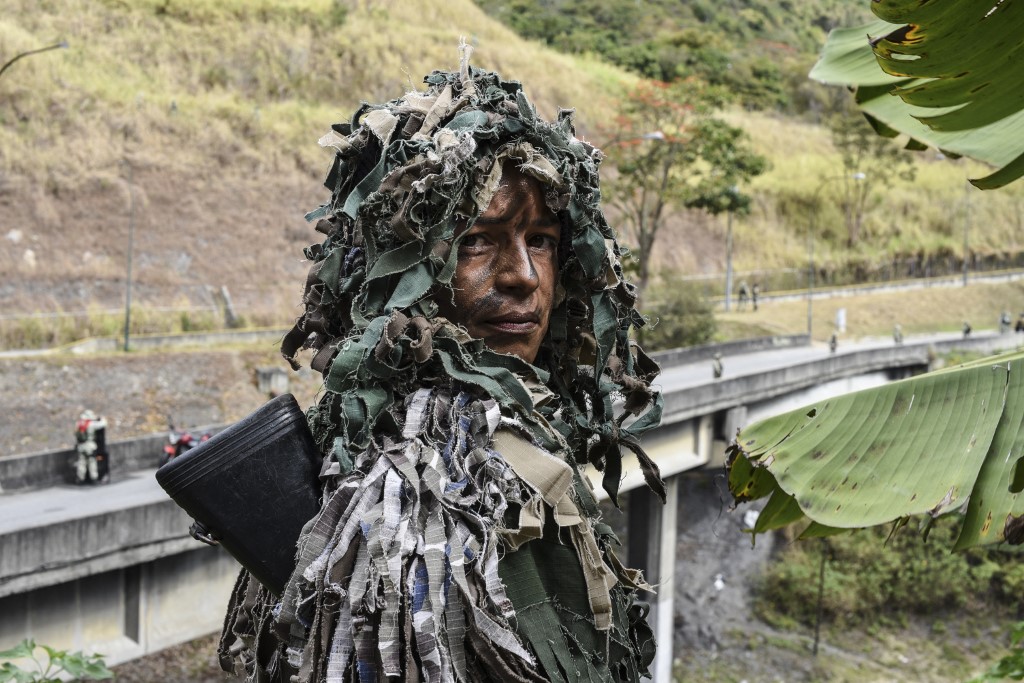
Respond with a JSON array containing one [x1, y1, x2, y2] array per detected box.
[[602, 79, 766, 299], [641, 281, 717, 350], [828, 111, 916, 245]]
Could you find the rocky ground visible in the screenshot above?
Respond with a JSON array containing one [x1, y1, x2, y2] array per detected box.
[[0, 344, 322, 458]]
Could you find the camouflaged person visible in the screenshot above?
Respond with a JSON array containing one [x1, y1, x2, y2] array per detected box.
[[218, 57, 664, 683]]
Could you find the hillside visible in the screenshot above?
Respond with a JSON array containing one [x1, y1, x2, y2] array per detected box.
[[474, 0, 874, 110], [0, 0, 635, 330], [4, 0, 1024, 346]]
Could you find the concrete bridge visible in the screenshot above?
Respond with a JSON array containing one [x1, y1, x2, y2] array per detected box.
[[1, 331, 1019, 681]]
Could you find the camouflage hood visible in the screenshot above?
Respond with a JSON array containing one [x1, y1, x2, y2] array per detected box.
[[220, 58, 664, 683], [281, 60, 663, 503]]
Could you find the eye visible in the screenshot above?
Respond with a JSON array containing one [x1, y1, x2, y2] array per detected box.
[[459, 232, 491, 253], [527, 232, 560, 252]]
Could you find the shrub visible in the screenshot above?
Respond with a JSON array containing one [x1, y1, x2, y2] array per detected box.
[[0, 639, 112, 682], [754, 517, 1015, 629], [640, 283, 717, 350]]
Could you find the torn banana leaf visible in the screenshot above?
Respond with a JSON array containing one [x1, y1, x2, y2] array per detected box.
[[809, 2, 1024, 189], [728, 349, 1024, 550]]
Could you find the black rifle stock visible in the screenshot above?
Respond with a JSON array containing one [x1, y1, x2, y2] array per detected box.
[[156, 393, 322, 596]]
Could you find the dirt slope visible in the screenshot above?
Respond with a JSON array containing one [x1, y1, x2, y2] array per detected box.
[[0, 345, 320, 458]]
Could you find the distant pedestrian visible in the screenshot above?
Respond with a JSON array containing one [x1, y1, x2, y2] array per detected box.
[[74, 410, 108, 484], [829, 333, 838, 353], [1000, 310, 1012, 334], [1016, 313, 1024, 333], [893, 324, 903, 345], [751, 282, 760, 312], [712, 352, 723, 379], [963, 320, 972, 338], [737, 280, 749, 311]]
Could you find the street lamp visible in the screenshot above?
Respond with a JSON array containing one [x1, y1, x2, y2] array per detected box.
[[0, 40, 68, 81], [724, 185, 739, 312], [807, 172, 865, 339]]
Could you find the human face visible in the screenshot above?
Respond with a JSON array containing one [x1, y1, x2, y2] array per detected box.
[[437, 167, 561, 363]]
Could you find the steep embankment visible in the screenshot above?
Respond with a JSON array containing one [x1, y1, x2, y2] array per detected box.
[[6, 0, 1024, 337], [0, 0, 636, 324]]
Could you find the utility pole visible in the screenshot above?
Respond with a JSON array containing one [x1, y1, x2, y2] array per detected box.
[[723, 185, 740, 312], [123, 162, 135, 352], [725, 208, 734, 312]]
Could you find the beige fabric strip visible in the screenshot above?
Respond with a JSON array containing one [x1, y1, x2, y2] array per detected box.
[[491, 428, 615, 630]]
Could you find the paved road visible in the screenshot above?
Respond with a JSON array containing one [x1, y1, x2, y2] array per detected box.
[[0, 466, 166, 536], [4, 329, 1021, 537], [656, 329, 1004, 389]]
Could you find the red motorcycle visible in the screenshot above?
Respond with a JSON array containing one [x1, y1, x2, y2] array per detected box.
[[160, 423, 210, 467]]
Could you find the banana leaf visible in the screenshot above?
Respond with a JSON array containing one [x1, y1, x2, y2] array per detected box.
[[810, 2, 1024, 189], [727, 349, 1024, 550]]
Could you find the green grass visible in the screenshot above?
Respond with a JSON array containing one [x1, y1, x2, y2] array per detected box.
[[0, 305, 224, 350], [715, 278, 1024, 342], [1, 0, 632, 183]]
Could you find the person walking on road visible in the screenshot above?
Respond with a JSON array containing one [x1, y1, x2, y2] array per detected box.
[[737, 280, 750, 311]]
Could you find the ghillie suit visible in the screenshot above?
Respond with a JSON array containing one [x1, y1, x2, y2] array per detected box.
[[219, 55, 664, 683]]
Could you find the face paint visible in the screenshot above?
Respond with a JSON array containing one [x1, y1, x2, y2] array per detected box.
[[437, 167, 559, 363]]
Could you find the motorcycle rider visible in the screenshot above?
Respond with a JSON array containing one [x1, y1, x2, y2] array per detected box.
[[162, 422, 210, 465], [74, 409, 108, 484]]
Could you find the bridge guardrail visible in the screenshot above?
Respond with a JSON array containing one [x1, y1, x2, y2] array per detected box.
[[651, 334, 809, 367], [3, 332, 1018, 494]]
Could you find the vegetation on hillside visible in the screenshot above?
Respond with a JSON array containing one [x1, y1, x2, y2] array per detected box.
[[473, 0, 873, 113], [0, 0, 630, 183], [3, 0, 1024, 342], [0, 0, 636, 329], [751, 517, 1019, 681], [470, 0, 1024, 295], [756, 518, 1024, 632]]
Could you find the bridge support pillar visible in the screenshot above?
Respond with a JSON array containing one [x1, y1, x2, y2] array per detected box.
[[628, 472, 679, 683]]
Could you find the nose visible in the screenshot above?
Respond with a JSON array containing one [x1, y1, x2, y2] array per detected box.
[[494, 238, 538, 295]]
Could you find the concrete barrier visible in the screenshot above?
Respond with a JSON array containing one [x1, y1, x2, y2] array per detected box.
[[651, 334, 809, 367], [661, 333, 1023, 425]]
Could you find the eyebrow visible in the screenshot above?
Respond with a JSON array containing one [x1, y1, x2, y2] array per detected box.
[[474, 214, 561, 228]]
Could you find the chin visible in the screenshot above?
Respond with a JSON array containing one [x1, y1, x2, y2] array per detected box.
[[489, 342, 537, 364]]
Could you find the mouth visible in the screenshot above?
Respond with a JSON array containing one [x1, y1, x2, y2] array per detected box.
[[483, 311, 540, 334]]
